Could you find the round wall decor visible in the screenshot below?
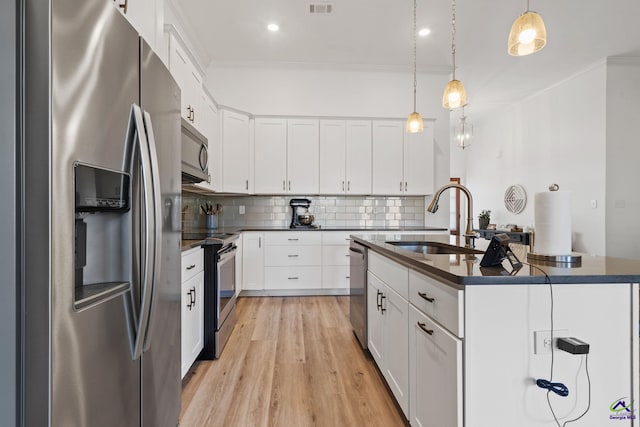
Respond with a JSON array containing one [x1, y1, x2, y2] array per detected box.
[[504, 184, 527, 214]]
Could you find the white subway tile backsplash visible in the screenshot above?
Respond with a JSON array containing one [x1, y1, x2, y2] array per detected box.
[[181, 192, 425, 231]]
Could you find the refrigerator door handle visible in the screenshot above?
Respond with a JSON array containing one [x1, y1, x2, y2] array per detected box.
[[140, 109, 163, 353], [127, 104, 155, 361]]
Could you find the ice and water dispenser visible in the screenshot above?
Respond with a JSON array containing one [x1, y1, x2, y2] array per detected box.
[[74, 163, 132, 309]]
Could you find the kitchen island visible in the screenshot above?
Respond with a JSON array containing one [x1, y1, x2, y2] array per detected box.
[[353, 233, 640, 427]]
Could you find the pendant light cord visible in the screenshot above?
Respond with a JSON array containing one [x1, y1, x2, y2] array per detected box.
[[412, 0, 417, 112], [451, 0, 456, 79]]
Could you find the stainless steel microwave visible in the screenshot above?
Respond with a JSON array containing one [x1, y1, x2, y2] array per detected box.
[[181, 118, 209, 183]]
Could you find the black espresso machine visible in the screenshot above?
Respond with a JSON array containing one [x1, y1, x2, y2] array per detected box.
[[289, 198, 318, 229]]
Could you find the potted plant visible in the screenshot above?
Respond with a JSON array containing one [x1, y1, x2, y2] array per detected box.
[[478, 210, 491, 229]]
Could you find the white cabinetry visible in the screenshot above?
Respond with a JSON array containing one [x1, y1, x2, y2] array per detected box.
[[321, 231, 352, 289], [409, 305, 463, 427], [319, 120, 372, 194], [242, 232, 265, 291], [253, 118, 288, 194], [372, 120, 434, 195], [221, 109, 251, 193], [264, 232, 322, 290], [367, 251, 409, 417], [112, 0, 158, 50], [167, 33, 204, 131], [181, 247, 204, 378], [287, 119, 319, 194]]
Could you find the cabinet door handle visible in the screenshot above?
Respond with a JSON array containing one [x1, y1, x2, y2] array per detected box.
[[191, 286, 196, 306], [283, 180, 286, 191], [245, 180, 249, 190], [287, 254, 299, 258], [288, 277, 299, 280], [400, 181, 403, 191], [186, 264, 196, 270], [258, 237, 262, 248], [380, 294, 386, 313], [342, 181, 345, 191], [288, 238, 299, 241], [417, 322, 434, 336], [347, 181, 350, 191], [405, 182, 408, 192], [191, 108, 195, 122], [113, 0, 128, 13], [288, 180, 291, 191], [418, 291, 435, 303]]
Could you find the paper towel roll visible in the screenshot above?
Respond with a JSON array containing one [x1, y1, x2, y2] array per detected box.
[[534, 191, 572, 255]]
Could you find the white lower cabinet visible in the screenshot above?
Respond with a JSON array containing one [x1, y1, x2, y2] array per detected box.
[[409, 305, 463, 427], [242, 232, 265, 291], [181, 247, 204, 378], [367, 267, 409, 418]]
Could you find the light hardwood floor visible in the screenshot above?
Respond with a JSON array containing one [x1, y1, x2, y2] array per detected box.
[[180, 296, 406, 427]]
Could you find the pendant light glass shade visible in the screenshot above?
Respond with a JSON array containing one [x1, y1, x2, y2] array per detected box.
[[455, 113, 473, 149], [443, 79, 467, 110], [406, 112, 424, 133], [442, 0, 467, 110], [508, 10, 546, 56]]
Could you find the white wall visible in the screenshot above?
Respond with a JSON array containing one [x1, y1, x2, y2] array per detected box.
[[459, 62, 608, 255], [605, 58, 640, 259], [205, 65, 452, 228]]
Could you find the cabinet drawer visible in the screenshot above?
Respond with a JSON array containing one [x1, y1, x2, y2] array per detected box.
[[409, 270, 464, 337], [321, 231, 352, 245], [322, 266, 350, 289], [264, 245, 322, 267], [264, 266, 323, 290], [265, 231, 322, 246], [181, 247, 204, 283], [322, 245, 351, 266], [368, 251, 409, 300]]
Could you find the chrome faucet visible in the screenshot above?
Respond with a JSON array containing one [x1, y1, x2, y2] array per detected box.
[[427, 183, 477, 248]]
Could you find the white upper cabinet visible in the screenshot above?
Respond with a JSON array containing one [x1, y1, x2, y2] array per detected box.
[[112, 0, 158, 50], [221, 109, 250, 193], [372, 120, 434, 195], [319, 120, 372, 195], [287, 119, 319, 194], [372, 121, 404, 195], [254, 118, 288, 194], [403, 124, 434, 195], [167, 33, 204, 132], [345, 120, 372, 194], [319, 120, 347, 194]]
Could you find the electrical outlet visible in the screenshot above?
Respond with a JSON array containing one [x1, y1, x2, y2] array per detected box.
[[534, 329, 569, 354], [239, 205, 245, 215]]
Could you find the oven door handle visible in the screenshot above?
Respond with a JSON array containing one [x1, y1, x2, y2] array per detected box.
[[217, 244, 237, 262]]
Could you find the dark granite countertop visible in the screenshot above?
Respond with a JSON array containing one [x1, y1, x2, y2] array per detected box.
[[352, 234, 640, 287]]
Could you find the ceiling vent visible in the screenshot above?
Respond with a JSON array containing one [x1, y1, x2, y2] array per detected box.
[[309, 3, 333, 15]]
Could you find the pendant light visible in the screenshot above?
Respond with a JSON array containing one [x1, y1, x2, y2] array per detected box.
[[406, 0, 424, 133], [508, 0, 547, 56], [442, 0, 467, 110], [455, 106, 473, 149]]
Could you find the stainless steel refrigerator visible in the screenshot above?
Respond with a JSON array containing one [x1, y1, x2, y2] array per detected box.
[[5, 0, 182, 425]]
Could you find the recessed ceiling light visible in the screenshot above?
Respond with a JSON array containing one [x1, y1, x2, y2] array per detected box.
[[267, 23, 280, 32], [418, 28, 431, 37]]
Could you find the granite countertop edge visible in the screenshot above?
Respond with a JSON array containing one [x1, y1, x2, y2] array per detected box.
[[352, 235, 640, 287]]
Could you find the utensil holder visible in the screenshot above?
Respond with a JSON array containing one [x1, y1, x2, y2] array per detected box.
[[206, 214, 218, 229]]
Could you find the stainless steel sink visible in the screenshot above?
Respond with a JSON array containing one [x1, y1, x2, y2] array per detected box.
[[386, 241, 484, 255]]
